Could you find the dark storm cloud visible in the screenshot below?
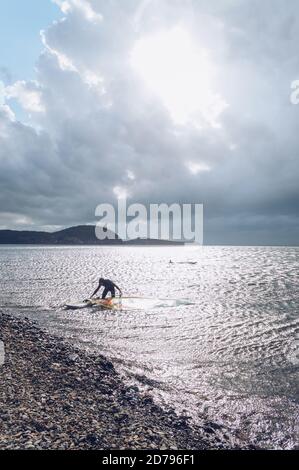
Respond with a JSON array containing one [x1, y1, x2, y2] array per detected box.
[[0, 0, 299, 244]]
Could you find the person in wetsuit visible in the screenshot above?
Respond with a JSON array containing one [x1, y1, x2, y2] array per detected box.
[[90, 278, 122, 299]]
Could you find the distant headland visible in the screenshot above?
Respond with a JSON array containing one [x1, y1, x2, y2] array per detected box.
[[0, 225, 185, 246]]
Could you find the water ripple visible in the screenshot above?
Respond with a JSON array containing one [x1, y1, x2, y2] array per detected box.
[[0, 245, 298, 449]]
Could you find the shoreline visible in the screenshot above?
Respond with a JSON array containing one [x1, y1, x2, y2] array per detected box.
[[0, 312, 236, 450]]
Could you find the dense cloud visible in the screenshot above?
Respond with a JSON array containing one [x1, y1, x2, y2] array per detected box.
[[0, 0, 299, 244]]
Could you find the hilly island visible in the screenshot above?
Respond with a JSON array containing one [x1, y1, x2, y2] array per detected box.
[[0, 225, 184, 245]]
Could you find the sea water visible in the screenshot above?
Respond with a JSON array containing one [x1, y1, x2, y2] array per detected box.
[[0, 245, 298, 449]]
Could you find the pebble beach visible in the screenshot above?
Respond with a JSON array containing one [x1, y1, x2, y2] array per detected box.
[[0, 312, 236, 450]]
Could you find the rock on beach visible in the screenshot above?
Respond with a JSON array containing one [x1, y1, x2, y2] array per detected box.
[[0, 312, 232, 450]]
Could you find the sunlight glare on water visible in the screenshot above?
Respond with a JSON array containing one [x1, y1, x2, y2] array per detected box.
[[0, 245, 298, 449]]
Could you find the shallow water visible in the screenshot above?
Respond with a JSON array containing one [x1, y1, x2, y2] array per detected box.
[[0, 245, 298, 449]]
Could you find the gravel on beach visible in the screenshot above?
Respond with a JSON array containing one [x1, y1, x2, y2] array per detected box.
[[0, 312, 234, 450]]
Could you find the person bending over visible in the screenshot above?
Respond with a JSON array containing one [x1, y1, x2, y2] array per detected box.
[[90, 278, 122, 299]]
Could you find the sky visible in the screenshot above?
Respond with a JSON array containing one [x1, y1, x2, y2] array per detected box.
[[0, 0, 61, 81], [0, 0, 299, 245]]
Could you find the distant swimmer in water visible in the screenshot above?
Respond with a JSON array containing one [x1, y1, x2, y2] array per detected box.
[[90, 278, 122, 299]]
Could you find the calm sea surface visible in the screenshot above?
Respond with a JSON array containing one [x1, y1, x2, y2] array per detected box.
[[0, 245, 298, 449]]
